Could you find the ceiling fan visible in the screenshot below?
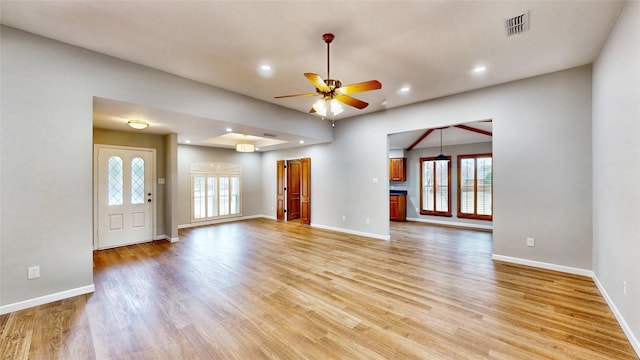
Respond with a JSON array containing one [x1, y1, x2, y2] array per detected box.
[[275, 33, 382, 120]]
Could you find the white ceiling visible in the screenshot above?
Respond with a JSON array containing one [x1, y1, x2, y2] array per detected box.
[[1, 1, 624, 150]]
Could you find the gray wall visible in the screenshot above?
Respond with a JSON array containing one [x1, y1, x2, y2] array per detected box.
[[263, 66, 593, 270], [0, 26, 330, 309], [177, 145, 263, 226], [592, 1, 640, 347], [2, 13, 638, 349]]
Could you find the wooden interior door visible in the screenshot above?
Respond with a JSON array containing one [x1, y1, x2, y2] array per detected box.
[[286, 159, 301, 220], [276, 160, 285, 221], [300, 158, 311, 225]]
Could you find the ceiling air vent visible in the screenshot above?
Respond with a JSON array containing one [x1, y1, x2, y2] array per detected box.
[[263, 133, 278, 138], [506, 11, 529, 36]]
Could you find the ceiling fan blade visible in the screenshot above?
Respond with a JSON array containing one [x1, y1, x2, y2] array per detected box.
[[334, 94, 369, 109], [337, 80, 382, 95], [304, 73, 330, 92], [274, 92, 318, 99]]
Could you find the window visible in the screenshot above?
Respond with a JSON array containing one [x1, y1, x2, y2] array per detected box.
[[191, 163, 242, 221], [108, 156, 123, 206], [420, 156, 451, 216], [131, 157, 145, 204], [458, 154, 492, 220]]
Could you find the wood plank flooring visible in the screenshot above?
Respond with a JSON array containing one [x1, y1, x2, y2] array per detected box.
[[1, 219, 637, 359]]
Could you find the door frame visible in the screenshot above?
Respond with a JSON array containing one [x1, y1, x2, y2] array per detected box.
[[93, 144, 157, 250]]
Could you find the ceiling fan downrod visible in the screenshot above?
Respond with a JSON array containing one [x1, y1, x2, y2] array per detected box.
[[322, 33, 334, 81]]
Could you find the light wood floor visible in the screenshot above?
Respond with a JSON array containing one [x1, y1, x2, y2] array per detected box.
[[1, 219, 637, 359]]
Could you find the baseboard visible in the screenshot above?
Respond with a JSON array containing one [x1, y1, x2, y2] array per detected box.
[[0, 284, 95, 315], [178, 214, 263, 229], [407, 217, 493, 231], [180, 215, 390, 241], [155, 234, 179, 243], [593, 276, 640, 357], [310, 223, 391, 241], [491, 254, 594, 278]]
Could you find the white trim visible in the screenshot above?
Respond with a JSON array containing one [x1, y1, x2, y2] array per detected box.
[[178, 214, 262, 229], [593, 276, 640, 357], [407, 217, 493, 230], [154, 234, 178, 243], [187, 215, 391, 241], [0, 284, 95, 315], [310, 223, 391, 241], [492, 254, 594, 277]]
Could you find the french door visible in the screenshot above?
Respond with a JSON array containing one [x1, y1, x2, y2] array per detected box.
[[95, 145, 155, 249]]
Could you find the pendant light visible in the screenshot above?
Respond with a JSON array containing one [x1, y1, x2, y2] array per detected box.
[[434, 128, 449, 161], [235, 135, 255, 153]]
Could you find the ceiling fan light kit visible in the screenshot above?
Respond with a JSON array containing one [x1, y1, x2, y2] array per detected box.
[[275, 33, 382, 125]]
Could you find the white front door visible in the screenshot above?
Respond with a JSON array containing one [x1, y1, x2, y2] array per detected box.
[[96, 146, 154, 249]]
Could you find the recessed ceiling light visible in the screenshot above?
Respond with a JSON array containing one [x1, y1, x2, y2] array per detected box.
[[226, 128, 232, 132], [399, 86, 411, 93], [299, 140, 305, 144], [473, 66, 487, 73], [260, 65, 271, 71], [185, 140, 191, 144]]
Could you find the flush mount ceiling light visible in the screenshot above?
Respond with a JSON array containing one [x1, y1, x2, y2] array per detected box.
[[127, 119, 149, 130], [235, 135, 255, 153], [434, 128, 449, 161]]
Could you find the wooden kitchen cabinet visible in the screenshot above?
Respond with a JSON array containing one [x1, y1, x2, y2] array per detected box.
[[389, 158, 406, 182], [390, 194, 407, 221]]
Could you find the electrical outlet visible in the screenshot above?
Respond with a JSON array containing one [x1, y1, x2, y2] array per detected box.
[[341, 215, 346, 221], [28, 266, 40, 279], [365, 218, 370, 224], [623, 281, 628, 299], [526, 237, 535, 247]]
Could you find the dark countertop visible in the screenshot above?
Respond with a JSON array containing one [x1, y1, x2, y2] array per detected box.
[[390, 190, 407, 196]]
